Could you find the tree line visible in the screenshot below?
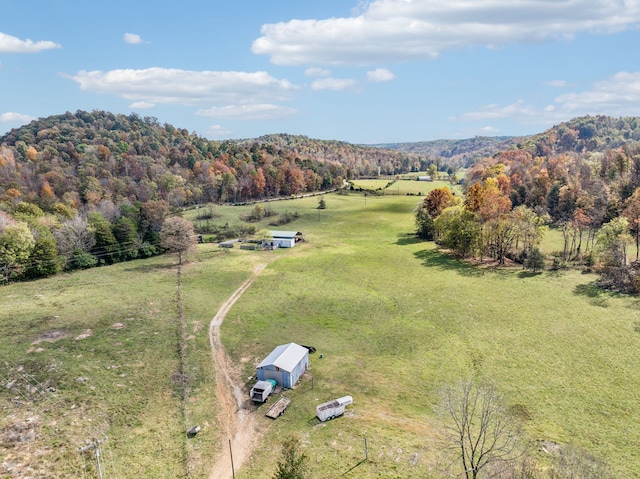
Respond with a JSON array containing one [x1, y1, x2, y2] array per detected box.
[[416, 118, 640, 289], [0, 194, 202, 283]]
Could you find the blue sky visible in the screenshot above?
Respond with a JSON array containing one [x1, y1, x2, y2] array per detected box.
[[1, 0, 640, 144]]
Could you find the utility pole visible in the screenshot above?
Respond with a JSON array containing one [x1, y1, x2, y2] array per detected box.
[[229, 439, 235, 479], [80, 436, 108, 479], [363, 436, 368, 461]]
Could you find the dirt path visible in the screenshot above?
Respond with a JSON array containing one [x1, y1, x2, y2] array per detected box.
[[208, 263, 268, 479]]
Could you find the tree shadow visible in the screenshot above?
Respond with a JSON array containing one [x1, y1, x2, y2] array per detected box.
[[414, 249, 486, 277], [518, 271, 542, 278], [124, 262, 176, 274], [395, 233, 423, 246], [574, 282, 609, 308]]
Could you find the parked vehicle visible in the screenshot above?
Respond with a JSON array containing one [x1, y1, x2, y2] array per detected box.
[[250, 379, 277, 402], [316, 395, 353, 422]]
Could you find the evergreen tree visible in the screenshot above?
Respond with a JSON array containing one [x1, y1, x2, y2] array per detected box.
[[27, 229, 61, 279], [524, 247, 545, 272], [272, 435, 309, 479], [113, 216, 139, 260]]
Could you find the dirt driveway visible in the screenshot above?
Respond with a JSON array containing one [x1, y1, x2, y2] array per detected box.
[[208, 263, 267, 479]]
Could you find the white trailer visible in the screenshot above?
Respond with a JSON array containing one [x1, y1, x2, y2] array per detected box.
[[316, 395, 353, 422], [250, 379, 276, 402]]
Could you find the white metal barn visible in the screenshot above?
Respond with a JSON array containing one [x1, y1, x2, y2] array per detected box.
[[256, 342, 309, 389], [267, 231, 304, 248]]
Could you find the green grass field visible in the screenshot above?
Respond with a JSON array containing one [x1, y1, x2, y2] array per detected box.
[[2, 191, 640, 477]]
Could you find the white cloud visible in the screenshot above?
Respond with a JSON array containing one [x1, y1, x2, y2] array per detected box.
[[367, 68, 395, 82], [305, 67, 331, 77], [123, 33, 145, 44], [196, 103, 297, 120], [479, 126, 501, 134], [544, 80, 567, 88], [0, 32, 60, 53], [455, 70, 640, 127], [68, 67, 298, 106], [455, 100, 539, 122], [0, 112, 34, 124], [311, 77, 358, 91], [554, 71, 640, 115], [252, 0, 640, 65], [129, 101, 155, 109], [207, 125, 233, 138]]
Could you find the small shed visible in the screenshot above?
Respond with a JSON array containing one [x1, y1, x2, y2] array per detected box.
[[417, 175, 433, 182], [256, 342, 309, 389]]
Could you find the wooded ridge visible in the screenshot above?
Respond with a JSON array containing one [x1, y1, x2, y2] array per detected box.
[[2, 110, 640, 285]]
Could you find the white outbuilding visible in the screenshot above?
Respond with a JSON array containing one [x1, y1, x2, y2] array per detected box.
[[266, 231, 305, 248]]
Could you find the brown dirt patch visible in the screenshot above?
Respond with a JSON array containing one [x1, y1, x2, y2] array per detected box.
[[74, 329, 93, 341], [32, 330, 68, 344]]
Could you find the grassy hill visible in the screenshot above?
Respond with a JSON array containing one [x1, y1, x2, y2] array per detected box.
[[2, 191, 640, 478]]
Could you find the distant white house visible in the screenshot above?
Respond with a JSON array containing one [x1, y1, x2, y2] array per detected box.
[[417, 176, 433, 182]]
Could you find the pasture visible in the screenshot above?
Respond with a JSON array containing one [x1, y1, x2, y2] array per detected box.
[[350, 177, 463, 197], [2, 191, 640, 478]]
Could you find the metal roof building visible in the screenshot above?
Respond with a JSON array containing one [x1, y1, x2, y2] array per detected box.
[[256, 342, 309, 389]]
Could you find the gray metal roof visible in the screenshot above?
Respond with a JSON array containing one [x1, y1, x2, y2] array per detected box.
[[269, 230, 300, 239], [257, 342, 308, 372]]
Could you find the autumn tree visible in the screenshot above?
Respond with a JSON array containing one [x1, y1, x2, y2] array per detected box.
[[415, 187, 457, 240], [621, 187, 640, 261], [428, 163, 438, 179], [511, 205, 548, 253], [434, 206, 481, 258], [141, 199, 170, 243], [423, 187, 456, 218], [436, 380, 522, 479], [160, 216, 196, 265]]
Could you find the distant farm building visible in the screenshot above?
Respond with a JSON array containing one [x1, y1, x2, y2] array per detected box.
[[417, 176, 433, 182], [263, 231, 305, 249], [256, 342, 309, 389]]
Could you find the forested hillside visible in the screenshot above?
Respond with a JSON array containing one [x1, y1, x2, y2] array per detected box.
[[466, 115, 640, 223], [0, 110, 430, 283], [417, 115, 640, 292], [0, 110, 429, 209], [376, 135, 519, 168]]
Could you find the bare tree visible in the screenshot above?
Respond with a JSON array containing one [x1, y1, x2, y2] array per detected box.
[[54, 214, 95, 257], [436, 380, 522, 479], [160, 216, 196, 265]]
